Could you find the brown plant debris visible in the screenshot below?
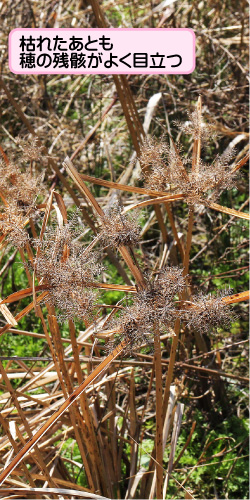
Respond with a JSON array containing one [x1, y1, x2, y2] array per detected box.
[[107, 267, 186, 354], [15, 136, 46, 163], [140, 123, 238, 206], [184, 289, 236, 334], [33, 220, 103, 321], [0, 204, 30, 248], [107, 271, 236, 353], [178, 108, 214, 141], [100, 203, 141, 248], [0, 145, 45, 247]]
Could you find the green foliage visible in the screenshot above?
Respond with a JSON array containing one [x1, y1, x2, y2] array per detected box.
[[60, 438, 88, 487], [165, 409, 249, 499], [0, 331, 45, 359]]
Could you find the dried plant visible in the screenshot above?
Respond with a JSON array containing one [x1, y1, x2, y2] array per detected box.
[[107, 303, 155, 355], [15, 136, 46, 163], [100, 203, 140, 248], [178, 108, 214, 141], [181, 154, 237, 206], [34, 221, 103, 321], [106, 267, 237, 356], [0, 2, 248, 497], [184, 289, 236, 334], [140, 118, 238, 206], [0, 203, 30, 247], [0, 98, 246, 500], [0, 147, 45, 247], [107, 267, 186, 353], [139, 136, 171, 191], [0, 154, 45, 206]]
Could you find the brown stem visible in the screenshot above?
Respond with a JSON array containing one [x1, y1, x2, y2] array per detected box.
[[154, 325, 163, 499], [0, 340, 127, 485]]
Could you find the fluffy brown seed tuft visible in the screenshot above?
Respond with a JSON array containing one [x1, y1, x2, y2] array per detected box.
[[106, 267, 185, 354], [184, 289, 236, 334], [33, 221, 103, 322], [16, 137, 46, 163], [0, 146, 45, 247], [139, 136, 170, 191], [178, 108, 214, 142], [100, 204, 140, 248], [139, 121, 238, 206]]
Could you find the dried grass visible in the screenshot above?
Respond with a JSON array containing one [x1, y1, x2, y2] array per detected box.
[[0, 1, 248, 499]]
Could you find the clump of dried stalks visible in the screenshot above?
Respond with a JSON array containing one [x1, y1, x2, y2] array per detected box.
[[0, 96, 248, 500], [0, 2, 249, 499]]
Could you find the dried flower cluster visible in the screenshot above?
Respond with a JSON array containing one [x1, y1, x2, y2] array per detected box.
[[184, 289, 236, 334], [0, 161, 44, 205], [107, 268, 234, 354], [181, 155, 236, 206], [107, 303, 154, 355], [107, 267, 186, 354], [140, 111, 237, 205], [0, 205, 30, 247], [34, 221, 103, 322], [15, 137, 46, 163], [136, 266, 186, 327], [178, 109, 214, 141], [0, 144, 45, 247], [100, 204, 140, 248], [0, 134, 236, 346], [139, 136, 170, 191]]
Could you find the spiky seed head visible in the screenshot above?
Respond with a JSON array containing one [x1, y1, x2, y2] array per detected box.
[[178, 108, 214, 142], [0, 146, 46, 247], [0, 203, 30, 247], [34, 221, 103, 322], [106, 267, 185, 355], [100, 204, 140, 248], [16, 137, 46, 163], [184, 289, 236, 334], [139, 117, 238, 205]]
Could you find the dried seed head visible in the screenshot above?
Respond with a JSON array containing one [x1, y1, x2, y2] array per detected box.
[[140, 136, 170, 172], [46, 287, 97, 324], [140, 137, 188, 193], [181, 167, 207, 206], [106, 267, 185, 355], [0, 151, 45, 205], [105, 268, 235, 355], [0, 203, 30, 247], [184, 289, 236, 334], [0, 149, 45, 247], [0, 160, 15, 192], [16, 137, 46, 163], [136, 267, 186, 326], [140, 136, 170, 191], [156, 266, 186, 299], [33, 222, 103, 321], [139, 117, 238, 205], [100, 204, 140, 248], [107, 302, 155, 356], [180, 153, 237, 206], [203, 151, 237, 201], [178, 108, 214, 142]]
